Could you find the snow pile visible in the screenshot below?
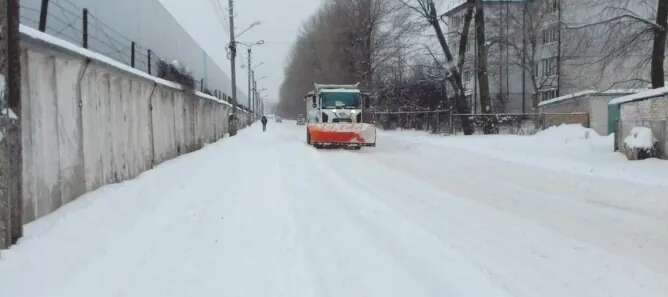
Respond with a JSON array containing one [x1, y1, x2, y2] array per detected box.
[[381, 124, 668, 186], [624, 127, 656, 149], [534, 124, 594, 143]]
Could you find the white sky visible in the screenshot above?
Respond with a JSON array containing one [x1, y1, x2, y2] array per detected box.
[[159, 0, 322, 103]]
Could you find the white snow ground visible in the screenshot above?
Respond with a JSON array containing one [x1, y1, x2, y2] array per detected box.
[[1, 123, 666, 297]]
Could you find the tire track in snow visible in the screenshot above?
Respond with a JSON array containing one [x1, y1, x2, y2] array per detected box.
[[290, 145, 515, 297], [314, 147, 667, 297]]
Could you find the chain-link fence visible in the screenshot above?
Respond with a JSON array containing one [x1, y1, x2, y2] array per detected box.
[[366, 110, 451, 134], [367, 111, 590, 135]]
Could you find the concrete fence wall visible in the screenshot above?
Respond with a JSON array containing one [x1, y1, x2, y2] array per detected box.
[[19, 31, 250, 223]]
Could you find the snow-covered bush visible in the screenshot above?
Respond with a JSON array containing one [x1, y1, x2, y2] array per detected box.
[[623, 127, 658, 160], [157, 59, 195, 91]]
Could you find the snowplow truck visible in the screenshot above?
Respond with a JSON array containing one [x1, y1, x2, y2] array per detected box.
[[305, 83, 376, 148]]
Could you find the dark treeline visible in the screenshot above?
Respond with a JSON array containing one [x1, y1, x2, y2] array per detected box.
[[278, 0, 445, 118]]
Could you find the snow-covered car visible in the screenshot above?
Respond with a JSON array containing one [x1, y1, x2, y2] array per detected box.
[[276, 116, 283, 123]]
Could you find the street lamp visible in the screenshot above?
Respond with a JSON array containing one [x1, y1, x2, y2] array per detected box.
[[236, 21, 261, 39]]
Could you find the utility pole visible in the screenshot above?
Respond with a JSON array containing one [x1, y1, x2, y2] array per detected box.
[[247, 48, 252, 116], [521, 2, 526, 113], [252, 71, 257, 115], [556, 0, 562, 97], [227, 0, 238, 136], [1, 0, 23, 248]]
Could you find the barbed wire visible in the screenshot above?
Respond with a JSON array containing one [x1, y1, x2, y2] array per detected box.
[[19, 0, 173, 79], [17, 0, 244, 107]]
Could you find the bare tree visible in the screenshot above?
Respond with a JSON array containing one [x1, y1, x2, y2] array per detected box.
[[496, 0, 558, 108], [399, 0, 474, 134], [473, 0, 492, 115], [456, 1, 475, 74], [651, 0, 667, 87], [278, 0, 423, 118], [565, 0, 667, 89]]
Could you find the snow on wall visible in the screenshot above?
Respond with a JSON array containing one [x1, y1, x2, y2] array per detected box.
[[610, 87, 668, 105], [19, 31, 250, 223]]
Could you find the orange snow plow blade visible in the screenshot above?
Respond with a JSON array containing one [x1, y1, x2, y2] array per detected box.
[[308, 123, 376, 147]]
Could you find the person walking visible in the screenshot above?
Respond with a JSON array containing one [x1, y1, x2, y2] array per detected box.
[[261, 115, 268, 132]]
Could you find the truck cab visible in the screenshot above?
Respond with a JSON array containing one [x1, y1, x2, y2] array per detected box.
[[305, 83, 376, 148], [306, 84, 369, 124]]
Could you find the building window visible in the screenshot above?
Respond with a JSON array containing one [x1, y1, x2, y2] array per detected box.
[[542, 26, 559, 44], [546, 0, 559, 13], [450, 15, 464, 28], [540, 89, 558, 101], [464, 70, 471, 82], [541, 57, 558, 77], [463, 70, 472, 90]]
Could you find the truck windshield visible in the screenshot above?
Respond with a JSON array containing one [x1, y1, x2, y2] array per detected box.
[[321, 92, 361, 109]]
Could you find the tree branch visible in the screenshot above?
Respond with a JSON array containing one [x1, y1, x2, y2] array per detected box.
[[566, 14, 664, 31]]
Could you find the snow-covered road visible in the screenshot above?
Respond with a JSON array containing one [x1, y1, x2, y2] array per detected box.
[[1, 122, 666, 297]]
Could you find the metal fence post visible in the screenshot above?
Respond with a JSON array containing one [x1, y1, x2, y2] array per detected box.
[[130, 41, 135, 68], [449, 113, 454, 135], [38, 0, 49, 32], [617, 120, 624, 152], [659, 120, 668, 159], [82, 8, 88, 49], [147, 49, 152, 74]]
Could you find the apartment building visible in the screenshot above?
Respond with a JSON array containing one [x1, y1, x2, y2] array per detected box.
[[442, 0, 656, 113]]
